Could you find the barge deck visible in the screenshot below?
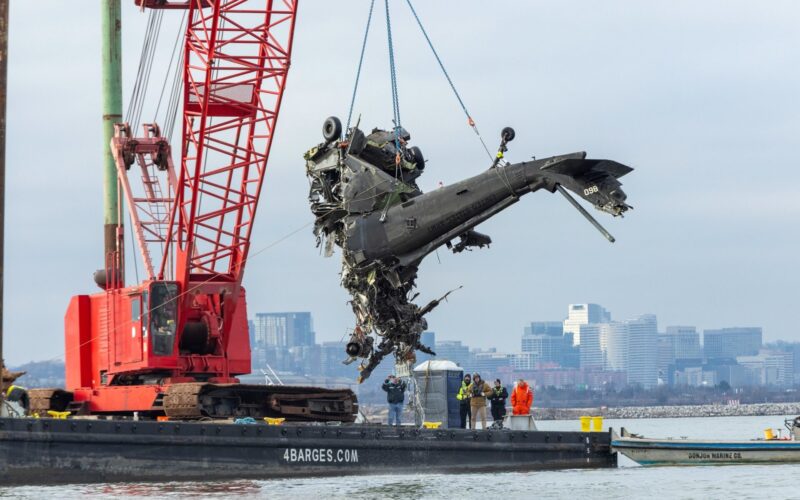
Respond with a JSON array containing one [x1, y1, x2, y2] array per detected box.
[[0, 417, 616, 484]]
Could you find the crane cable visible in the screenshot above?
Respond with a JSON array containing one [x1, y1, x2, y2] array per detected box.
[[384, 0, 402, 155], [346, 1, 494, 164], [154, 11, 187, 130], [404, 0, 493, 162], [345, 0, 376, 136], [126, 9, 164, 129], [164, 11, 191, 143], [164, 47, 184, 143]]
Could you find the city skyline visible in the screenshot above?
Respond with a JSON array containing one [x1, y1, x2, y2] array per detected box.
[[243, 304, 782, 356], [240, 303, 798, 392]]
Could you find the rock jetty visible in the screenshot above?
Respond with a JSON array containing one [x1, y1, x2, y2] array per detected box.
[[532, 402, 800, 420]]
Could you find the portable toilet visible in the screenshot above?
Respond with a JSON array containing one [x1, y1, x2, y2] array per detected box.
[[413, 360, 463, 429]]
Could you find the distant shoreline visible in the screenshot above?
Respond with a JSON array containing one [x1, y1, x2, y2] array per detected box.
[[532, 402, 800, 420]]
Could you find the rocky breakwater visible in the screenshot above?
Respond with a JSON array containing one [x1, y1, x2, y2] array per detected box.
[[532, 402, 800, 420]]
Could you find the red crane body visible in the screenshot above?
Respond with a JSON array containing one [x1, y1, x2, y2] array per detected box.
[[64, 0, 300, 415]]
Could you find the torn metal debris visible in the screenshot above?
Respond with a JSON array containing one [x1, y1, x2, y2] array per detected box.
[[304, 116, 633, 382]]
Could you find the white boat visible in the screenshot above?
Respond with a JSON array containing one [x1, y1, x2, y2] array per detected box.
[[612, 417, 800, 465]]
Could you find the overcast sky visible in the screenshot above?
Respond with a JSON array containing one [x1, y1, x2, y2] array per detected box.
[[4, 1, 799, 365]]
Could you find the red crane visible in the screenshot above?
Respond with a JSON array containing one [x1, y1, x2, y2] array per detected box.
[[31, 0, 356, 420]]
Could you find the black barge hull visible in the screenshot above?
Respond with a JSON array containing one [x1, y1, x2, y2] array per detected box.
[[0, 417, 616, 484]]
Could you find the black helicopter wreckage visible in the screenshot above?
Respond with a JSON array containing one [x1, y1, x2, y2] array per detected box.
[[304, 117, 633, 382]]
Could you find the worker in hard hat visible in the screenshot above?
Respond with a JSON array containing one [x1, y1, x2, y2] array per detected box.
[[456, 373, 472, 429], [468, 373, 492, 430], [511, 379, 534, 415]]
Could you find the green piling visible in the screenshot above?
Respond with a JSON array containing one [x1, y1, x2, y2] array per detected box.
[[101, 0, 122, 262]]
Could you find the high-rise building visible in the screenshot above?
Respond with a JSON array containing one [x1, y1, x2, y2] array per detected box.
[[704, 327, 762, 360], [578, 324, 606, 370], [563, 304, 611, 346], [737, 349, 794, 387], [706, 360, 752, 387], [767, 342, 800, 384], [523, 322, 563, 337], [674, 366, 716, 387], [560, 344, 581, 369], [433, 340, 471, 368], [578, 321, 627, 372], [521, 330, 569, 366], [417, 331, 437, 365], [658, 326, 702, 384], [578, 315, 658, 388], [603, 322, 628, 372], [664, 326, 702, 359], [770, 350, 795, 387], [510, 352, 536, 371], [471, 349, 511, 378], [253, 312, 316, 348], [626, 314, 659, 389]]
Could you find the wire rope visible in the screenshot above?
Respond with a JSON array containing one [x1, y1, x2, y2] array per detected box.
[[126, 10, 164, 129], [154, 11, 187, 125], [384, 0, 402, 146], [404, 0, 494, 161], [345, 0, 376, 136]]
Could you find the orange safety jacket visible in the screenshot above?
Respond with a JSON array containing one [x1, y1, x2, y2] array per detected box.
[[511, 382, 533, 415]]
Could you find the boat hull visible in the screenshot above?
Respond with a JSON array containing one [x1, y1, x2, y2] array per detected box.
[[613, 435, 800, 465], [0, 417, 616, 484]]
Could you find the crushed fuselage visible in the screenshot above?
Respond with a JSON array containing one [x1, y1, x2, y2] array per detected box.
[[305, 118, 633, 382]]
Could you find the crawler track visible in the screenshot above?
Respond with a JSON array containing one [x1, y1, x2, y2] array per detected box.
[[162, 383, 358, 421]]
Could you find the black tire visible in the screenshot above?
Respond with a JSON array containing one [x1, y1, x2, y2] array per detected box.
[[501, 126, 515, 142], [409, 146, 425, 170], [346, 342, 361, 357], [322, 116, 342, 142]]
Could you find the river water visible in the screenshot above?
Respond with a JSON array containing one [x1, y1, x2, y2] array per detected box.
[[1, 415, 797, 499]]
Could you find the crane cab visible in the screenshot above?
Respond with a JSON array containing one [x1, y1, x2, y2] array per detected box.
[[64, 280, 250, 414]]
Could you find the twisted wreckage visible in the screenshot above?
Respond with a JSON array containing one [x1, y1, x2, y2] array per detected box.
[[305, 117, 634, 382]]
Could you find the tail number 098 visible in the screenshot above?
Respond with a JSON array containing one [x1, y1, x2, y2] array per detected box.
[[583, 186, 599, 196]]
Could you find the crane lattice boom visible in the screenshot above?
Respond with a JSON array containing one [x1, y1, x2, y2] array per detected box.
[[58, 0, 307, 418]]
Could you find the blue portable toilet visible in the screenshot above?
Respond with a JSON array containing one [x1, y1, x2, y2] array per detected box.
[[413, 360, 463, 429]]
